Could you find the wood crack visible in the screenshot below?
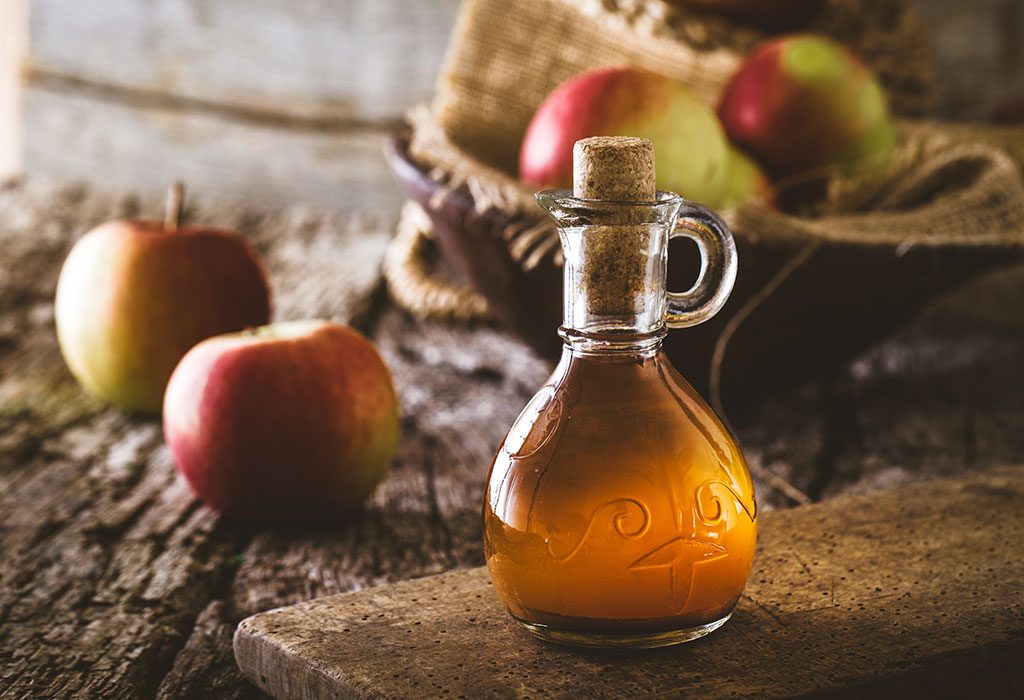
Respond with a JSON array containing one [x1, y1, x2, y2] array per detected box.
[[805, 379, 862, 501], [26, 68, 403, 134], [419, 432, 458, 570], [742, 595, 789, 631], [962, 376, 978, 470]]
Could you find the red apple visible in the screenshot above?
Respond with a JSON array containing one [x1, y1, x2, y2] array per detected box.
[[718, 34, 896, 179], [55, 184, 271, 413], [665, 0, 823, 29], [520, 67, 765, 209], [163, 321, 400, 519]]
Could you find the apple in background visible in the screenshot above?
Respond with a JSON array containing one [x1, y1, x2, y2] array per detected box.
[[163, 321, 400, 519], [520, 67, 766, 209], [665, 0, 823, 30], [718, 34, 896, 179], [719, 145, 770, 209], [55, 184, 271, 413]]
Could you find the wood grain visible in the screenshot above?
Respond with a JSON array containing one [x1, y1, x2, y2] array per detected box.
[[0, 178, 395, 697], [20, 84, 405, 213], [26, 0, 458, 124], [234, 465, 1024, 699], [15, 0, 458, 208]]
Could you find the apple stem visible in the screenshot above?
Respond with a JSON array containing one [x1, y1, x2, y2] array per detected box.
[[164, 182, 185, 232]]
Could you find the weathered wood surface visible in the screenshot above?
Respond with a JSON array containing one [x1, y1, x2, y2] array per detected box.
[[11, 0, 458, 211], [1, 178, 1023, 697], [235, 465, 1024, 699], [26, 0, 458, 124], [0, 178, 397, 698], [21, 83, 404, 214]]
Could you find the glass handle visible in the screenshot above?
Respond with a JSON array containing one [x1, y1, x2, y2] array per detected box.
[[666, 203, 737, 329]]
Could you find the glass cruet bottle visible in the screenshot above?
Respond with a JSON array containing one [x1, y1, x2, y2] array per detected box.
[[482, 137, 757, 648]]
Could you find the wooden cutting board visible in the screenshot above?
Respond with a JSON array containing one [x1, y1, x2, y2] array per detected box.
[[234, 466, 1024, 699]]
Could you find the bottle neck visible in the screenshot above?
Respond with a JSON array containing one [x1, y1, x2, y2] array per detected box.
[[558, 223, 669, 356], [535, 189, 684, 356]]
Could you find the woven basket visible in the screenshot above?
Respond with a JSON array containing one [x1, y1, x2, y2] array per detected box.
[[384, 0, 1024, 411]]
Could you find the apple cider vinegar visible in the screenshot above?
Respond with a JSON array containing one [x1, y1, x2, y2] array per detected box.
[[483, 137, 756, 648]]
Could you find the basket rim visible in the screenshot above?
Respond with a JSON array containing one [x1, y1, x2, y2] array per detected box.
[[391, 124, 1024, 253]]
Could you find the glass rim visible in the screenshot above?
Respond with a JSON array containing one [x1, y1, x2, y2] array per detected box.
[[536, 189, 684, 209]]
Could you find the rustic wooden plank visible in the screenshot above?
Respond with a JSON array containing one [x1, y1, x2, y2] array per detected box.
[[235, 465, 1024, 699], [0, 177, 547, 698], [0, 178, 393, 698], [26, 0, 457, 124], [21, 84, 404, 212], [156, 307, 549, 699], [0, 0, 26, 177], [154, 601, 261, 699]]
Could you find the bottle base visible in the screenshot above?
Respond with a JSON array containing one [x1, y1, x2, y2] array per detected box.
[[516, 612, 732, 649]]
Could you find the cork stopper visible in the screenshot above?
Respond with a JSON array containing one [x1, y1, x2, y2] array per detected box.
[[573, 136, 656, 202], [566, 137, 659, 321]]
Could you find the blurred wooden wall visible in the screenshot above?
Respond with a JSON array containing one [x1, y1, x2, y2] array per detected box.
[[9, 0, 458, 211], [1, 0, 1021, 212]]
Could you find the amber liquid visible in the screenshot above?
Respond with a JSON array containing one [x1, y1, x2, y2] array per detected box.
[[483, 349, 757, 638]]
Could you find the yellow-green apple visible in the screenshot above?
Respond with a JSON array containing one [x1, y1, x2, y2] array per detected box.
[[55, 184, 271, 413], [664, 0, 822, 29], [163, 321, 399, 519], [519, 67, 766, 209], [719, 146, 771, 208], [717, 34, 896, 179]]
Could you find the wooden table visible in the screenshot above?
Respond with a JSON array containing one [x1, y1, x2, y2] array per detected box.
[[2, 178, 1023, 697], [235, 466, 1024, 698]]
